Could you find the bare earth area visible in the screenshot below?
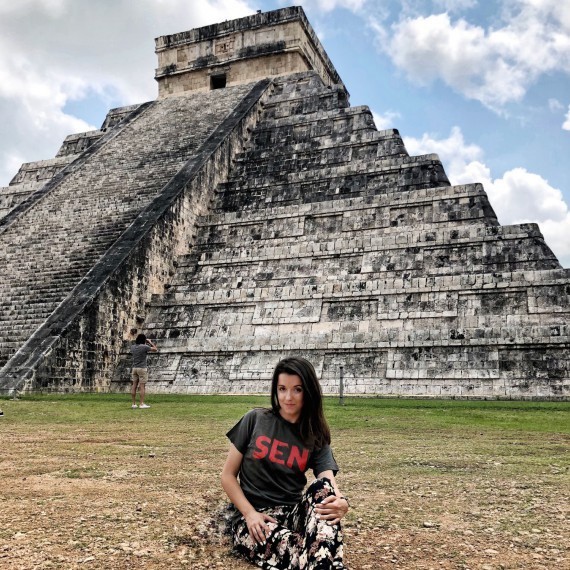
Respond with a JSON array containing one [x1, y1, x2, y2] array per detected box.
[[0, 396, 568, 570]]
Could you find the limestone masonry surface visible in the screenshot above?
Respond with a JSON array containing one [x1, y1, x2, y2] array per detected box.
[[0, 7, 568, 399]]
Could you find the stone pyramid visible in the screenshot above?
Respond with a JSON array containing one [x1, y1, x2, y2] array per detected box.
[[0, 7, 568, 399]]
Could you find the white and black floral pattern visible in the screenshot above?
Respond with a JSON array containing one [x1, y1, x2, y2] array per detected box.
[[230, 477, 345, 569]]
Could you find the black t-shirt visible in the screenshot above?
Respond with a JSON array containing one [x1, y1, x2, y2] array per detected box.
[[226, 408, 339, 509]]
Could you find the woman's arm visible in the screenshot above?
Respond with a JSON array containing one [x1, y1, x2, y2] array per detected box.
[[221, 443, 277, 544], [314, 469, 349, 525]]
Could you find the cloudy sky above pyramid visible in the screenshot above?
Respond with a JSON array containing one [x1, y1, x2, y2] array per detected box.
[[0, 0, 569, 266]]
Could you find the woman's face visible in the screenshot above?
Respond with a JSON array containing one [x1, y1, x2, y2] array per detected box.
[[276, 372, 304, 423]]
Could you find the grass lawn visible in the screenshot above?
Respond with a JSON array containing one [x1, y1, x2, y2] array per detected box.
[[0, 395, 568, 569]]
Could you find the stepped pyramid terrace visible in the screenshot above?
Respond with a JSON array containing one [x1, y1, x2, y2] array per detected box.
[[0, 6, 568, 399]]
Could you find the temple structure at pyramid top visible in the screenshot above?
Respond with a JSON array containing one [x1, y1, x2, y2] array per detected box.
[[0, 6, 568, 399], [154, 6, 346, 96]]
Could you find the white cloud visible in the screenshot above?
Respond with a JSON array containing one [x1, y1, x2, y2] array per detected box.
[[321, 0, 367, 10], [433, 0, 477, 12], [563, 106, 570, 131], [371, 109, 400, 130], [404, 126, 485, 184], [290, 0, 367, 12], [0, 0, 255, 187], [372, 2, 570, 111], [404, 126, 570, 266], [0, 0, 67, 16], [0, 51, 94, 185], [491, 168, 567, 223]]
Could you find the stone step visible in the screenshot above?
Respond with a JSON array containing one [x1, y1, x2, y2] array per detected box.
[[249, 106, 376, 147], [0, 300, 56, 311], [187, 223, 549, 266], [252, 128, 400, 153], [110, 340, 569, 396], [172, 249, 557, 284], [0, 315, 53, 330], [255, 104, 372, 129], [145, 314, 569, 349], [269, 71, 337, 94], [226, 152, 444, 185], [262, 90, 347, 110], [261, 85, 349, 118], [100, 103, 146, 130], [169, 257, 559, 293], [2, 248, 100, 262], [147, 282, 570, 342], [5, 227, 130, 251], [0, 181, 44, 196], [0, 290, 88, 308], [0, 181, 45, 219], [0, 283, 76, 296], [0, 340, 24, 363], [0, 283, 82, 300], [235, 130, 407, 167], [271, 71, 333, 86], [201, 184, 491, 226], [193, 219, 486, 251], [215, 156, 450, 212], [154, 268, 570, 307], [135, 323, 570, 354], [230, 139, 408, 179], [195, 188, 496, 248], [0, 296, 76, 309], [264, 76, 344, 98]]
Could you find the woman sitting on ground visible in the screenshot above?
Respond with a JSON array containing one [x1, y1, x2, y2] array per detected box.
[[221, 356, 348, 569]]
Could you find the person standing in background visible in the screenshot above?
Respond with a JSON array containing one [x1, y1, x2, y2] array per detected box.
[[130, 333, 157, 409]]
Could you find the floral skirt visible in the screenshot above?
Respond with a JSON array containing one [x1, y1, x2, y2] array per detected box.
[[230, 477, 344, 570]]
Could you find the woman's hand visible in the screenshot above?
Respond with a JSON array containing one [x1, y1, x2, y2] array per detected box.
[[245, 510, 278, 545], [314, 495, 349, 525]]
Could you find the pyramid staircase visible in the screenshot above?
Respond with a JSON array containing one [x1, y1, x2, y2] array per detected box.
[[0, 81, 268, 392], [112, 72, 569, 398]]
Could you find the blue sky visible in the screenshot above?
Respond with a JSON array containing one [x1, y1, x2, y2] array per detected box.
[[1, 0, 569, 265]]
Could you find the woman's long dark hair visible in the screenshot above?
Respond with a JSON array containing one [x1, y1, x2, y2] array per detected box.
[[270, 357, 331, 449]]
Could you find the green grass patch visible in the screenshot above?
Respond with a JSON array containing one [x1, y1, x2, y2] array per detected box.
[[2, 393, 568, 433]]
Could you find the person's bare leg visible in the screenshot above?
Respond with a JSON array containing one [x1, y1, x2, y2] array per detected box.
[[131, 381, 138, 406], [139, 383, 146, 406]]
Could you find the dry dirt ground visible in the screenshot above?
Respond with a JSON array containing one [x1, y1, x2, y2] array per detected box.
[[0, 397, 568, 570]]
